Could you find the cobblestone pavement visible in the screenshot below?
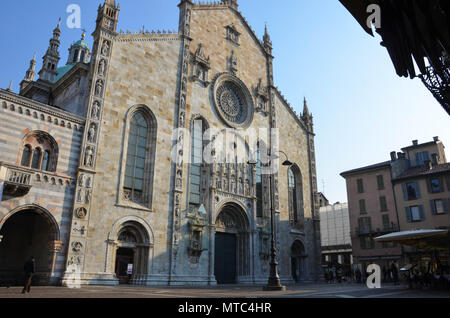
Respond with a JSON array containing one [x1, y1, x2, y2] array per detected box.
[[0, 283, 449, 298]]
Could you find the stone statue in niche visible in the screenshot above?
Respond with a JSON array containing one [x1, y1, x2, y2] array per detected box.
[[101, 40, 110, 56], [78, 174, 85, 187], [88, 124, 96, 143], [77, 188, 84, 202], [244, 179, 250, 196], [84, 146, 94, 167], [85, 190, 91, 204], [182, 77, 187, 91], [91, 101, 100, 119], [98, 59, 107, 76], [95, 80, 103, 97], [179, 112, 185, 127], [86, 177, 92, 188], [238, 178, 244, 195], [180, 94, 186, 110]]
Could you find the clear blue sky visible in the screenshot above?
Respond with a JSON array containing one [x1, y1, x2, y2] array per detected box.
[[1, 0, 449, 203]]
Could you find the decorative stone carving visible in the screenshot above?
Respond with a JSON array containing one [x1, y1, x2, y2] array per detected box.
[[212, 73, 254, 128], [84, 146, 94, 167], [88, 123, 97, 143], [78, 174, 85, 187], [118, 231, 137, 243], [101, 40, 110, 56], [71, 241, 83, 253], [94, 79, 103, 97], [76, 207, 87, 219], [225, 23, 240, 45], [229, 51, 238, 75], [68, 256, 82, 266], [98, 59, 107, 76], [191, 43, 210, 86], [91, 101, 101, 119], [85, 190, 91, 204], [77, 189, 84, 203]]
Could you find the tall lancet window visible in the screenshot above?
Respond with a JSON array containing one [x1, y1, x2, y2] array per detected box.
[[288, 167, 298, 223], [189, 118, 208, 205], [124, 113, 148, 204], [31, 148, 42, 170], [121, 105, 157, 209], [288, 165, 304, 226], [256, 145, 263, 218]]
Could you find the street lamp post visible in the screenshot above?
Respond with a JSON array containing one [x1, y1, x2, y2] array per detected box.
[[249, 150, 292, 291]]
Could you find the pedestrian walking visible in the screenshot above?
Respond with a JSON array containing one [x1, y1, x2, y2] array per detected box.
[[391, 262, 399, 285], [22, 257, 35, 294]]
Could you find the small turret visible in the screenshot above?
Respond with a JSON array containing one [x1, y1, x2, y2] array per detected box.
[[67, 32, 91, 64], [20, 52, 37, 91], [263, 24, 273, 55], [301, 97, 314, 132]]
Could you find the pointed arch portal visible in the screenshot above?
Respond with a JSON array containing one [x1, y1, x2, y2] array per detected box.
[[214, 202, 250, 284]]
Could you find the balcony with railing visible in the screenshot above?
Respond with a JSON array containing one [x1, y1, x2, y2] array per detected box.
[[0, 162, 33, 196], [0, 162, 75, 197]]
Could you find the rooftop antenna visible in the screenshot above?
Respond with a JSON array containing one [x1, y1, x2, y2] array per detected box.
[[321, 179, 325, 194]]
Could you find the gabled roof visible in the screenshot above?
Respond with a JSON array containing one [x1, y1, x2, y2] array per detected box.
[[340, 161, 391, 178]]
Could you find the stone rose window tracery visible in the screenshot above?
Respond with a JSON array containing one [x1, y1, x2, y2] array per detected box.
[[212, 74, 254, 128]]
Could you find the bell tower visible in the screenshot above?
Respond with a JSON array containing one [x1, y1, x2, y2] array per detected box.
[[38, 18, 62, 82]]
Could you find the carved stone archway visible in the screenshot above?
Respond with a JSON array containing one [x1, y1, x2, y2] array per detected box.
[[291, 240, 307, 282], [107, 216, 154, 285], [214, 202, 250, 284], [0, 205, 62, 286]]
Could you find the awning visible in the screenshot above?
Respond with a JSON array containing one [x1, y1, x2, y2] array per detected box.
[[374, 230, 450, 251]]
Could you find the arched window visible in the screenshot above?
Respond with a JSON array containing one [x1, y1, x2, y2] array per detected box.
[[189, 117, 209, 206], [122, 106, 157, 208], [124, 113, 148, 203], [20, 131, 59, 172], [21, 145, 32, 167], [288, 165, 304, 227], [288, 168, 298, 223], [73, 49, 79, 63], [42, 150, 50, 171], [80, 50, 85, 63], [256, 145, 263, 218], [31, 148, 42, 169]]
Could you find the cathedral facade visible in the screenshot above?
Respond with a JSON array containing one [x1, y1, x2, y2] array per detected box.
[[0, 0, 322, 286]]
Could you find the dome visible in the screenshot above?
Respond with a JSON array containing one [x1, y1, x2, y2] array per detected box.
[[73, 39, 89, 50]]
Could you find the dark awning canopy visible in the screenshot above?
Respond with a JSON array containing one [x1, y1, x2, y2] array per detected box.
[[339, 0, 450, 116]]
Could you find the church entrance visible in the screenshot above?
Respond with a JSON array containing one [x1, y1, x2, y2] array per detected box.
[[291, 240, 306, 282], [115, 248, 135, 285], [113, 221, 150, 285], [0, 207, 59, 286], [214, 233, 237, 284], [214, 203, 250, 285]]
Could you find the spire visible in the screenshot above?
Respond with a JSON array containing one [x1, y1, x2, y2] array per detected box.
[[263, 23, 272, 55], [38, 18, 62, 82], [25, 52, 37, 81], [20, 52, 37, 92], [303, 97, 309, 116], [301, 97, 314, 132]]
